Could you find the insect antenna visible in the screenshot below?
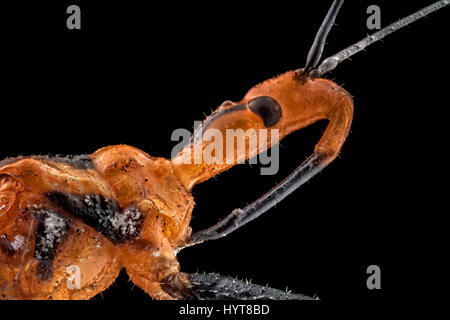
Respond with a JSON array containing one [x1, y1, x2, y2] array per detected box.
[[302, 0, 345, 78], [314, 0, 449, 77]]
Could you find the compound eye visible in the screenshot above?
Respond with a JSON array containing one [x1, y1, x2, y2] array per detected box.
[[248, 96, 282, 127]]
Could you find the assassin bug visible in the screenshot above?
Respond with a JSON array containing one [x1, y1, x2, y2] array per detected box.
[[0, 0, 448, 300]]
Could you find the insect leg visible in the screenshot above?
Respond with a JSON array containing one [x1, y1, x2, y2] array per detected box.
[[188, 272, 315, 300], [183, 96, 353, 249]]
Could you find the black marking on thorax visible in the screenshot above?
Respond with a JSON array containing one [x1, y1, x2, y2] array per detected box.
[[0, 154, 94, 170], [46, 192, 143, 244], [33, 210, 72, 280]]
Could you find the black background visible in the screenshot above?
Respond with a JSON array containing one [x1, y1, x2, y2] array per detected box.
[[1, 0, 449, 302]]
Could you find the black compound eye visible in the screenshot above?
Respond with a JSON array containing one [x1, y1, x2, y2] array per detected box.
[[248, 96, 282, 127]]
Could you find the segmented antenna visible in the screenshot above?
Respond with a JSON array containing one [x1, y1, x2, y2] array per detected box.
[[303, 0, 345, 75], [315, 0, 449, 77]]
